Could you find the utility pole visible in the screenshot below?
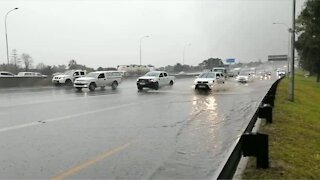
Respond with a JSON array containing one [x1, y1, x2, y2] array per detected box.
[[5, 7, 19, 65], [289, 0, 296, 102], [139, 35, 150, 66]]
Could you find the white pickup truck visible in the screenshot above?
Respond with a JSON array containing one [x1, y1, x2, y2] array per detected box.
[[52, 70, 86, 86], [136, 71, 175, 90], [73, 71, 122, 91], [194, 71, 225, 90]]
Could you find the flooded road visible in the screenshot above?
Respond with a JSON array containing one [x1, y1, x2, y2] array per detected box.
[[0, 77, 275, 179]]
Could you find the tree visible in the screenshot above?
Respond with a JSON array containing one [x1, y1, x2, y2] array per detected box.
[[0, 63, 17, 73], [97, 67, 104, 71], [105, 67, 117, 71], [21, 53, 33, 71], [68, 59, 77, 69], [36, 63, 46, 70], [199, 58, 224, 70], [296, 0, 320, 82], [56, 65, 67, 72], [42, 65, 54, 76], [173, 63, 183, 72], [66, 59, 94, 72]]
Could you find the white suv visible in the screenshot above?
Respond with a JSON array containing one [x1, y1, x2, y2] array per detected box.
[[74, 71, 122, 91], [194, 72, 225, 90], [52, 70, 86, 86]]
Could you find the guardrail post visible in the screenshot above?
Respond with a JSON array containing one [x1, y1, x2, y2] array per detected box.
[[258, 104, 273, 123], [264, 94, 275, 107], [242, 133, 269, 169]]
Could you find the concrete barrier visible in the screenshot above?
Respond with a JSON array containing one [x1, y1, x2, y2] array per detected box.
[[0, 74, 197, 88], [0, 77, 52, 88]]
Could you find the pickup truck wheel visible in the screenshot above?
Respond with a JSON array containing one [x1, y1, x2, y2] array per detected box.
[[169, 80, 174, 86], [65, 79, 72, 86], [89, 83, 96, 91], [154, 82, 159, 90], [76, 87, 82, 91], [137, 86, 143, 90], [111, 81, 118, 90]]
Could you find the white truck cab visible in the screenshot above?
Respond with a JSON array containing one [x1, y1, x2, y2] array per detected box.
[[136, 71, 175, 90], [52, 70, 86, 86], [74, 71, 122, 91], [212, 67, 227, 77]]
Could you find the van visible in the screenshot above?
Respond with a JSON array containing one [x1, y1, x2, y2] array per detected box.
[[17, 72, 47, 77]]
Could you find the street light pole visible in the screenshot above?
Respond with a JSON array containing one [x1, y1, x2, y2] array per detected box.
[[5, 7, 19, 65], [139, 35, 149, 66], [289, 0, 296, 102], [182, 43, 191, 65], [272, 22, 291, 74]]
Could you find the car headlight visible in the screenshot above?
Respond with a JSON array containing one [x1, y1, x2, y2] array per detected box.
[[149, 79, 155, 82], [136, 79, 139, 82]]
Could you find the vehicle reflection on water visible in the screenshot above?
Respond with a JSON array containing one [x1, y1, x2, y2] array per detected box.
[[151, 89, 226, 179]]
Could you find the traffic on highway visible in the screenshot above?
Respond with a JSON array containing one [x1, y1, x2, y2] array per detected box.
[[0, 0, 301, 179], [0, 70, 278, 179]]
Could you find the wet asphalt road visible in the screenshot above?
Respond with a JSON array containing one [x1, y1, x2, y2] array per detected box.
[[0, 77, 276, 179]]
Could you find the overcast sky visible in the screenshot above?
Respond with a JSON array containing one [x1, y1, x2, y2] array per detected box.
[[0, 0, 305, 69]]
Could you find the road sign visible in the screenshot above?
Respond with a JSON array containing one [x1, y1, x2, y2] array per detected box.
[[226, 58, 235, 63], [268, 55, 288, 61]]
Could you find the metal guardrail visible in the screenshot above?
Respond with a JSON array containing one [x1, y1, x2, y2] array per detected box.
[[217, 77, 283, 179]]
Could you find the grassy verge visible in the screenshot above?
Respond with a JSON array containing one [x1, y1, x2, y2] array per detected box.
[[242, 71, 320, 179]]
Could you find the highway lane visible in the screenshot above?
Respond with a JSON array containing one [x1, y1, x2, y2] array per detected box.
[[0, 77, 276, 179]]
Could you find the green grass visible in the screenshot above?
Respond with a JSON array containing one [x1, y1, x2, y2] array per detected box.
[[242, 71, 320, 179]]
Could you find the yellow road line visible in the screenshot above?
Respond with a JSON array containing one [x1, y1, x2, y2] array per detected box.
[[51, 142, 131, 180]]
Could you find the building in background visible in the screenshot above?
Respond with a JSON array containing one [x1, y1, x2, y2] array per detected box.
[[117, 64, 156, 76]]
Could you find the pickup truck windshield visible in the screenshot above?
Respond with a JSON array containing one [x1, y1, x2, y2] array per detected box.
[[144, 72, 160, 77], [239, 72, 250, 76], [199, 73, 216, 78], [63, 70, 74, 75]]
